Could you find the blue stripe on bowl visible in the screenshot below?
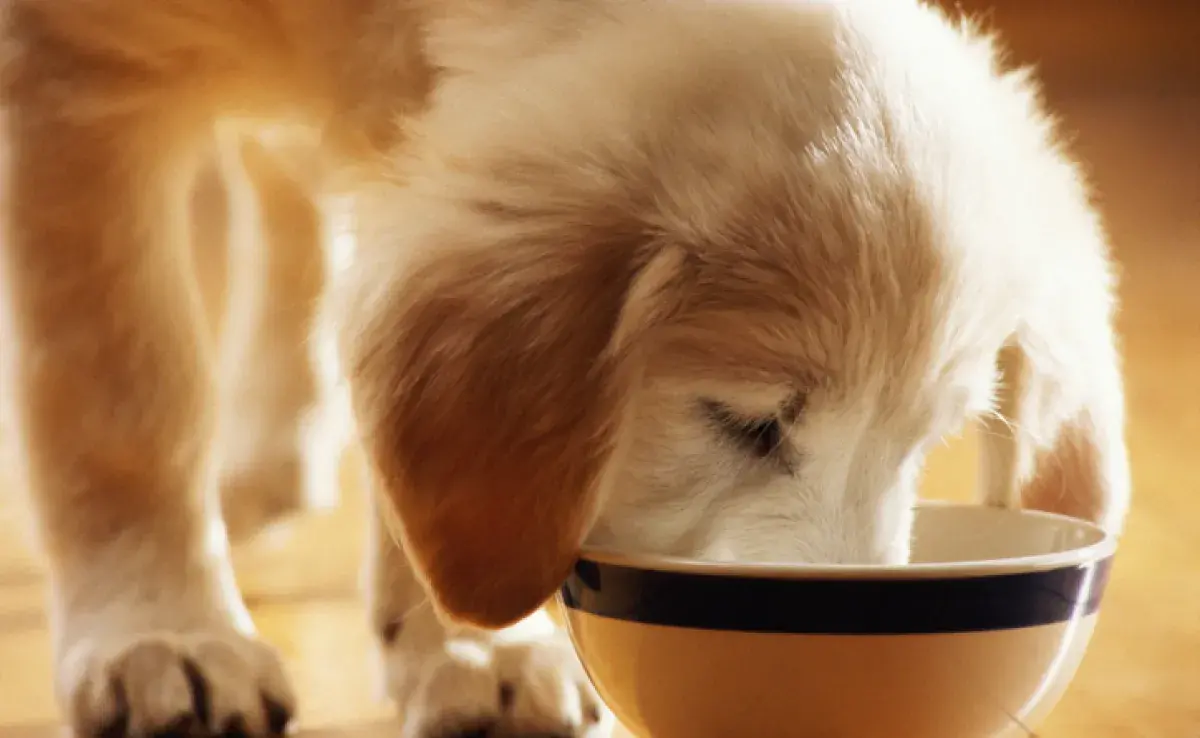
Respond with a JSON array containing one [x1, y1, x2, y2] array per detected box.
[[561, 556, 1113, 634]]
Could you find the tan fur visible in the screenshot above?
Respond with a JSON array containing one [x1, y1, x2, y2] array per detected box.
[[0, 0, 1129, 736]]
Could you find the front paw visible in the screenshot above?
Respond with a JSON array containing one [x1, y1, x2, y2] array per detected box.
[[58, 628, 295, 738], [384, 632, 612, 738]]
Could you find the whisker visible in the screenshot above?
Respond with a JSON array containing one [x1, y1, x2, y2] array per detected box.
[[982, 406, 1020, 435], [1000, 704, 1040, 737]]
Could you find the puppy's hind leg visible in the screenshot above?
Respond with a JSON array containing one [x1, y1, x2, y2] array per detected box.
[[208, 138, 340, 545], [1, 33, 294, 738], [977, 229, 1130, 534]]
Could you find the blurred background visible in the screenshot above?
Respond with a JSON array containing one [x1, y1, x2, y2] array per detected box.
[[0, 1, 1196, 736]]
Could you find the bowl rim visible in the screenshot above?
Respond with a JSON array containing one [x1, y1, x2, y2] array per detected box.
[[576, 502, 1117, 580]]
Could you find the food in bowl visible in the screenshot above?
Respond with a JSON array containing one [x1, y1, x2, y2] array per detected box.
[[560, 504, 1115, 738]]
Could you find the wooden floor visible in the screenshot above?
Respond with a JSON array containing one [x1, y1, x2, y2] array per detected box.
[[1, 80, 1198, 738]]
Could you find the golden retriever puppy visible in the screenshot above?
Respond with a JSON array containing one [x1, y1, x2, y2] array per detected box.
[[0, 0, 1130, 737]]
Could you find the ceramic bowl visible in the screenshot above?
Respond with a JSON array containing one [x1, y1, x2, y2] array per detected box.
[[560, 504, 1115, 738]]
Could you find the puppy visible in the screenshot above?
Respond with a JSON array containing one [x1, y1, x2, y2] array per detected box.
[[0, 1, 1130, 737]]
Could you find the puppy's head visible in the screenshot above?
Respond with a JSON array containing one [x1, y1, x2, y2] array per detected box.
[[342, 0, 1124, 627]]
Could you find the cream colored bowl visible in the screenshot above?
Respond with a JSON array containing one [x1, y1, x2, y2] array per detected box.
[[560, 504, 1115, 738]]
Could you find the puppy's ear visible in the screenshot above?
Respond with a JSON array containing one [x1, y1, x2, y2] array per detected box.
[[978, 324, 1130, 534], [346, 235, 680, 628]]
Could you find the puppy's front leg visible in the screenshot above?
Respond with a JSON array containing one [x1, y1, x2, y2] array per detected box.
[[364, 487, 612, 738], [1, 61, 293, 738]]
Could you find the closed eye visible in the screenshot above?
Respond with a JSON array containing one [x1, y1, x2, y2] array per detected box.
[[701, 400, 786, 460]]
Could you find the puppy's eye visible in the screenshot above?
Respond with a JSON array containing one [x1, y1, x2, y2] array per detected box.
[[702, 400, 784, 459]]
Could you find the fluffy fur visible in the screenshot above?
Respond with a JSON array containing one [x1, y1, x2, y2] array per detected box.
[[0, 0, 1129, 736]]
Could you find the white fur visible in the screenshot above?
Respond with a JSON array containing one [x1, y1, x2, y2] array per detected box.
[[1, 1, 1128, 737]]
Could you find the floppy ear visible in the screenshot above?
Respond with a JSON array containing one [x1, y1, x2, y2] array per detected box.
[[977, 312, 1131, 534], [344, 233, 677, 628]]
